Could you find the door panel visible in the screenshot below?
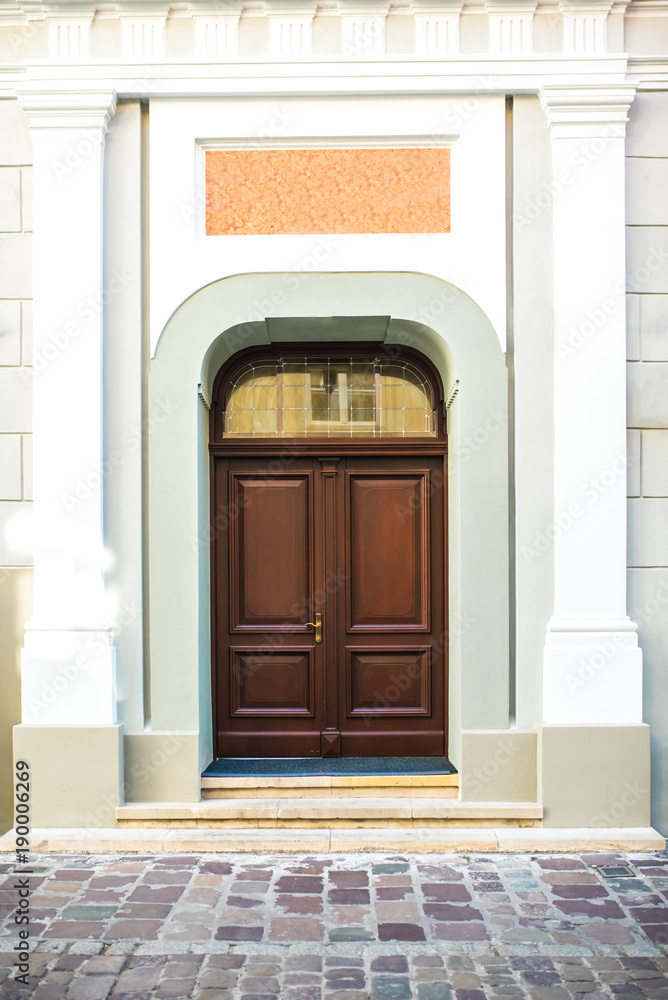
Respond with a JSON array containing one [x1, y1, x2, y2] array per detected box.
[[347, 648, 431, 716], [213, 453, 446, 757], [214, 459, 324, 757], [230, 473, 311, 629], [347, 473, 429, 631], [230, 648, 314, 717], [337, 456, 446, 756]]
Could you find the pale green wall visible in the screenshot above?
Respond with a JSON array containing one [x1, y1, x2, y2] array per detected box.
[[148, 272, 509, 770]]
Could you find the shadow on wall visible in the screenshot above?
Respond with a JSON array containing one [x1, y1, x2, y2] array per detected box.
[[0, 568, 32, 835]]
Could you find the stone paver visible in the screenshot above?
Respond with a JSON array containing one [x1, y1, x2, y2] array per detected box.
[[0, 852, 667, 997]]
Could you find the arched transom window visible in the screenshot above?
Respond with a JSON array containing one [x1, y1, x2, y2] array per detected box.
[[223, 357, 437, 438]]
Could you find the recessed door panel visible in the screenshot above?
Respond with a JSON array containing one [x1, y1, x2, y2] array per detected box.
[[230, 473, 311, 629], [347, 473, 429, 631], [230, 648, 314, 717], [347, 648, 430, 717]]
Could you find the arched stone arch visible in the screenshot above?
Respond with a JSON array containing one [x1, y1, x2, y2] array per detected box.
[[148, 272, 509, 779]]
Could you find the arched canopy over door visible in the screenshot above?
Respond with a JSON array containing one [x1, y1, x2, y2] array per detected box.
[[209, 344, 448, 758]]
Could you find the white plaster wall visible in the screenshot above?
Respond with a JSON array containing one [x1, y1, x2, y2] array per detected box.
[[625, 90, 668, 837], [511, 95, 555, 728], [148, 94, 507, 356], [103, 101, 145, 733]]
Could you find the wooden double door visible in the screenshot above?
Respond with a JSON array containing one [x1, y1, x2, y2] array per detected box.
[[212, 452, 447, 757]]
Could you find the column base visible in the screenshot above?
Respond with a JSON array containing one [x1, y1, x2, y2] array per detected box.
[[543, 628, 642, 723], [13, 724, 123, 828], [539, 723, 651, 828], [21, 629, 116, 725]]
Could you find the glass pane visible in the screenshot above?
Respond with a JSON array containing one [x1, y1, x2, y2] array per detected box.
[[253, 409, 277, 434], [223, 357, 436, 438]]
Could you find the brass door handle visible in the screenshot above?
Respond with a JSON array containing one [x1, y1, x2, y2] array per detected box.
[[305, 612, 322, 643]]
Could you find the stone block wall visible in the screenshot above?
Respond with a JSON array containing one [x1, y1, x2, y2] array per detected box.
[[0, 99, 33, 835], [626, 91, 668, 837]]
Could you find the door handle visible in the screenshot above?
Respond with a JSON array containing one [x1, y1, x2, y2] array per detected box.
[[305, 612, 322, 644]]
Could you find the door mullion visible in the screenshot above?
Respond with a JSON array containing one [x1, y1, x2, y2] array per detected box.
[[319, 456, 340, 756]]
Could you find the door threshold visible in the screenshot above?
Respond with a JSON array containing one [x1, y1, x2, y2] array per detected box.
[[202, 756, 457, 778]]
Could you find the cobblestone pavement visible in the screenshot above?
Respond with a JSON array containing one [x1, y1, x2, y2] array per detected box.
[[1, 851, 667, 998]]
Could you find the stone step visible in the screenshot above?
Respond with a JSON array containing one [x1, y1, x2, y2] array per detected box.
[[117, 797, 542, 828], [201, 773, 459, 799], [2, 826, 665, 854]]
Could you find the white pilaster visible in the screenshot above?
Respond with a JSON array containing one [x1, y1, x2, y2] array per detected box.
[[540, 84, 642, 725], [414, 4, 462, 56], [486, 2, 536, 53], [17, 87, 118, 726]]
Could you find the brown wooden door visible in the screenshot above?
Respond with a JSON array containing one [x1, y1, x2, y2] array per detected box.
[[212, 453, 446, 757]]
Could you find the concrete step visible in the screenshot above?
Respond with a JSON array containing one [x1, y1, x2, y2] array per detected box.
[[7, 826, 665, 854], [201, 773, 459, 799], [117, 797, 542, 828]]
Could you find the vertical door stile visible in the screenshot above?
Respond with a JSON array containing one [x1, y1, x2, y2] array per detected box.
[[319, 456, 341, 756]]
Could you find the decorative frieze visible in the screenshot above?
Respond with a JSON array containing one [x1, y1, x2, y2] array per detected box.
[[48, 15, 93, 61], [486, 2, 536, 53], [120, 13, 167, 60], [193, 14, 241, 60], [414, 5, 463, 56], [267, 12, 315, 57], [560, 1, 613, 53], [341, 9, 388, 57]]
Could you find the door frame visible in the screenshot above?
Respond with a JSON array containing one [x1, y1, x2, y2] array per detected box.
[[209, 342, 449, 758]]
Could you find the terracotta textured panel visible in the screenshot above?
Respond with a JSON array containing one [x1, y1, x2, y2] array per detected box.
[[205, 148, 451, 235]]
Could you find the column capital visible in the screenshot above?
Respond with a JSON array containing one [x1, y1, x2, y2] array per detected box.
[[15, 87, 117, 139], [539, 82, 637, 138]]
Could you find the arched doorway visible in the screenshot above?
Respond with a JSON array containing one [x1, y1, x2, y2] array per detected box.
[[209, 344, 448, 758]]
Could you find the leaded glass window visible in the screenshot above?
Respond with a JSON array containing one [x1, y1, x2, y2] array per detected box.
[[223, 357, 437, 438]]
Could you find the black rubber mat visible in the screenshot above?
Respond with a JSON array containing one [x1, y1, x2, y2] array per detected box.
[[202, 756, 457, 777]]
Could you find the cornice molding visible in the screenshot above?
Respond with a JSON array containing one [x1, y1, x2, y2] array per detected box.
[[0, 55, 636, 100], [540, 81, 637, 135], [15, 86, 117, 136]]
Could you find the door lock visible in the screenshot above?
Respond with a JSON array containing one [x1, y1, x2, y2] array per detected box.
[[305, 612, 322, 643]]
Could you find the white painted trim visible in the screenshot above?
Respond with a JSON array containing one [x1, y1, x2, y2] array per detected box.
[[198, 133, 458, 149]]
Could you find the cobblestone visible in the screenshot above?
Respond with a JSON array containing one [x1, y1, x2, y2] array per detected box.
[[0, 853, 667, 997]]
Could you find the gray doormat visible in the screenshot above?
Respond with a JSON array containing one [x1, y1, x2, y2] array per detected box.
[[202, 756, 457, 777]]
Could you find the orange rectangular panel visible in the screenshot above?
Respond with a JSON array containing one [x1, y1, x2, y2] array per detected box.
[[205, 147, 451, 235]]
